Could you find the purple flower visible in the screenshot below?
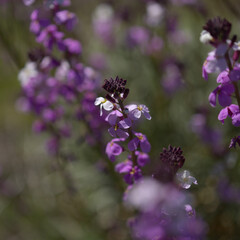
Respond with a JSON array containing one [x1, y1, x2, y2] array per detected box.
[[128, 132, 151, 153], [232, 113, 240, 126], [124, 166, 142, 185], [216, 70, 230, 84], [23, 0, 35, 6], [30, 9, 50, 35], [136, 151, 150, 167], [202, 44, 228, 80], [229, 66, 240, 82], [61, 38, 82, 55], [115, 160, 132, 173], [185, 204, 196, 218], [115, 161, 142, 185], [129, 104, 151, 120], [229, 136, 240, 148], [126, 26, 149, 48], [55, 10, 77, 31], [106, 138, 124, 161], [37, 24, 64, 50], [108, 114, 131, 139], [208, 83, 234, 107], [218, 104, 239, 123]]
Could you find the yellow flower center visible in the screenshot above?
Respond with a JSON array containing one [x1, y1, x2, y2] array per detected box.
[[137, 105, 143, 111], [101, 99, 107, 104], [137, 135, 143, 141], [114, 124, 118, 131]]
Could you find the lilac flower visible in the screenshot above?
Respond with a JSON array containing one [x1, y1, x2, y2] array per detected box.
[[55, 10, 77, 31], [229, 66, 240, 81], [115, 161, 142, 185], [92, 4, 114, 44], [106, 138, 124, 161], [145, 2, 164, 27], [185, 204, 196, 218], [229, 136, 240, 148], [129, 104, 151, 120], [124, 166, 142, 185], [61, 38, 82, 55], [146, 36, 163, 55], [107, 114, 131, 139], [231, 113, 240, 126], [218, 104, 239, 123], [128, 132, 151, 153], [208, 83, 234, 107], [126, 26, 149, 49], [30, 9, 50, 35], [216, 70, 230, 83], [32, 120, 46, 133], [23, 0, 35, 6], [136, 151, 150, 167], [37, 24, 64, 50], [115, 160, 132, 174], [202, 44, 228, 80], [94, 97, 113, 116], [176, 170, 198, 189]]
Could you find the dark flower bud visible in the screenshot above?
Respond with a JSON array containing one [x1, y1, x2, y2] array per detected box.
[[106, 94, 116, 103], [102, 76, 129, 99], [203, 17, 231, 42]]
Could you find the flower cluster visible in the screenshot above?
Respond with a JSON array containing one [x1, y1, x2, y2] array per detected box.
[[19, 0, 105, 155], [125, 178, 205, 240], [95, 77, 151, 185], [200, 17, 240, 148]]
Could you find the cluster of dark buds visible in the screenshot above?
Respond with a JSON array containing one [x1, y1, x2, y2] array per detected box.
[[102, 76, 129, 103]]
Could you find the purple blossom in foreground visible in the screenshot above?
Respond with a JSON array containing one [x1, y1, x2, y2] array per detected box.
[[125, 178, 206, 240]]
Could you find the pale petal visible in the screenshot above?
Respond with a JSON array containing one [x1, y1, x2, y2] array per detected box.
[[94, 97, 104, 106], [103, 101, 113, 111]]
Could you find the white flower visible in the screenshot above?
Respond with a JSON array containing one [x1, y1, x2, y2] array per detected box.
[[145, 2, 164, 27], [18, 62, 38, 87], [93, 4, 114, 22], [129, 104, 151, 120], [55, 61, 70, 81], [200, 30, 213, 44], [23, 0, 35, 6], [176, 170, 198, 189], [233, 41, 240, 51], [94, 97, 113, 116]]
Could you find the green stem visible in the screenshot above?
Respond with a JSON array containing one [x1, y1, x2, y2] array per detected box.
[[117, 98, 137, 165]]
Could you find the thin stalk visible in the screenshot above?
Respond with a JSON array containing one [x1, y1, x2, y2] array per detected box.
[[117, 97, 137, 165]]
